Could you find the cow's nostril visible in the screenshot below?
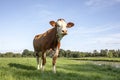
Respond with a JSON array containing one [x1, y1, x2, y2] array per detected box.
[[62, 30, 67, 35], [62, 30, 64, 33]]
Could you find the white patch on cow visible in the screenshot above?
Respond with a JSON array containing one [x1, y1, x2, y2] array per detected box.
[[37, 64, 40, 70], [53, 46, 59, 57], [36, 56, 40, 70], [40, 59, 42, 69], [53, 65, 56, 73], [55, 46, 59, 56], [56, 19, 67, 41]]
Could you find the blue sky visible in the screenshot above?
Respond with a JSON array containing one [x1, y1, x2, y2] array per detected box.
[[0, 0, 120, 53]]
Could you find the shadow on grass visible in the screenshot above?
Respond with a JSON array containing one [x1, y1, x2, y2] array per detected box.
[[8, 63, 36, 70]]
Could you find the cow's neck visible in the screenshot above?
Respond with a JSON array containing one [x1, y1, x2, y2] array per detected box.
[[55, 29, 65, 42], [47, 27, 64, 50], [56, 33, 64, 42], [51, 27, 64, 42], [49, 27, 60, 49]]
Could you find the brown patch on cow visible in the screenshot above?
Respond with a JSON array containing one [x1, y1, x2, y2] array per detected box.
[[33, 27, 59, 53]]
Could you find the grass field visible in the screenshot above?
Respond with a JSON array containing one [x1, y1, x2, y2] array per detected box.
[[0, 57, 120, 80]]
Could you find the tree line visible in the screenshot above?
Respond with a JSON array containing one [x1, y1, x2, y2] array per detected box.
[[0, 49, 120, 58]]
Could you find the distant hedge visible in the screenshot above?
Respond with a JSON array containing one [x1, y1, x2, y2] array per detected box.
[[0, 49, 120, 58]]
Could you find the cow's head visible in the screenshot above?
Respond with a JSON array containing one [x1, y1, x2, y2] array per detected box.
[[50, 19, 74, 37]]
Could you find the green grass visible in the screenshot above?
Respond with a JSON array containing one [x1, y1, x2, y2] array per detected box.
[[0, 57, 120, 80]]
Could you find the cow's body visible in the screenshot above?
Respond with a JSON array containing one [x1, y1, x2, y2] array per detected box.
[[33, 27, 58, 53], [33, 19, 74, 73]]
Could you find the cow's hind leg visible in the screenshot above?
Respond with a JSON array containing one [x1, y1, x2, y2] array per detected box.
[[36, 52, 40, 70], [41, 52, 46, 71], [36, 51, 43, 70], [36, 56, 40, 70]]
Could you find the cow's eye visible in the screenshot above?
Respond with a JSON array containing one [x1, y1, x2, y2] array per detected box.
[[57, 25, 60, 27]]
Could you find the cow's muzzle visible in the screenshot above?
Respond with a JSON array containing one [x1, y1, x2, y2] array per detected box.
[[62, 32, 67, 35], [62, 30, 67, 35]]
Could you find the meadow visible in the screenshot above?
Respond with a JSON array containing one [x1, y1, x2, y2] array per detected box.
[[0, 57, 120, 80]]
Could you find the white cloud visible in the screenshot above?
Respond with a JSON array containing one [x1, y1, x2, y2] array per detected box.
[[85, 0, 120, 8]]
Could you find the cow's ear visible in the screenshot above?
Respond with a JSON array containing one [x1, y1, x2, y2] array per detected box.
[[67, 22, 74, 28], [49, 21, 56, 27]]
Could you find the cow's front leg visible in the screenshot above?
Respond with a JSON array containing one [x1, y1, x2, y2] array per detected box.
[[41, 52, 46, 71], [52, 47, 59, 73]]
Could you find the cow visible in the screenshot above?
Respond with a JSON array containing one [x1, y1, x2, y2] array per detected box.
[[33, 19, 74, 73]]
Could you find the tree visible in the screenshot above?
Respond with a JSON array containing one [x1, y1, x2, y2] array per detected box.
[[4, 52, 14, 57], [13, 53, 21, 57], [22, 49, 34, 57], [100, 49, 108, 57], [59, 49, 65, 57], [107, 50, 113, 58], [93, 50, 99, 57], [116, 49, 120, 57], [65, 50, 71, 58], [79, 52, 85, 57], [72, 51, 80, 58], [22, 49, 29, 57], [0, 53, 1, 57], [112, 50, 118, 57], [84, 52, 92, 57]]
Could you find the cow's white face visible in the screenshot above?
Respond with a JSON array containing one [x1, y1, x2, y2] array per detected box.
[[56, 19, 68, 35], [50, 19, 74, 41]]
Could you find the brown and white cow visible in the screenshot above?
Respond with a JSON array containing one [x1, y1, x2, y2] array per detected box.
[[33, 19, 74, 73]]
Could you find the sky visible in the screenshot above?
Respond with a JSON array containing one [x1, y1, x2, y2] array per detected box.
[[0, 0, 120, 53]]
